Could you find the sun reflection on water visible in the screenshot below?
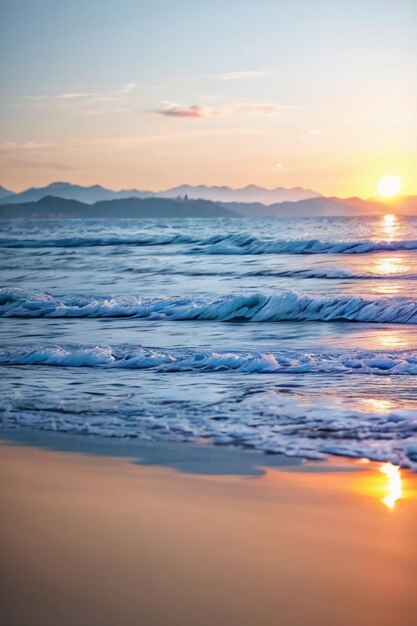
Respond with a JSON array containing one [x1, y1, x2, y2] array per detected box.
[[374, 256, 403, 275], [379, 463, 403, 509], [380, 214, 398, 239], [361, 398, 395, 412], [376, 329, 414, 350], [372, 254, 404, 294]]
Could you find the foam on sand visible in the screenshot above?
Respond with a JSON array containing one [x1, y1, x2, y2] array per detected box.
[[1, 378, 416, 470]]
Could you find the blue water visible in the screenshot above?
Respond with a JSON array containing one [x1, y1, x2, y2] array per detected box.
[[1, 216, 417, 469]]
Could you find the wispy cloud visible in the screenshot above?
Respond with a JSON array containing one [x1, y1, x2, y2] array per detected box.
[[0, 141, 56, 151], [14, 82, 137, 102], [0, 159, 78, 171], [0, 141, 77, 171], [152, 102, 300, 118], [153, 104, 213, 118]]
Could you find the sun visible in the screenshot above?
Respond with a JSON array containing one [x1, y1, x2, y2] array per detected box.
[[376, 175, 401, 199]]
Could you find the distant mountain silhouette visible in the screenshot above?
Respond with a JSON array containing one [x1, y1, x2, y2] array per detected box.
[[0, 182, 152, 205], [155, 184, 321, 204], [1, 185, 415, 218], [0, 195, 238, 219], [221, 196, 417, 216], [0, 185, 15, 201], [0, 181, 320, 206]]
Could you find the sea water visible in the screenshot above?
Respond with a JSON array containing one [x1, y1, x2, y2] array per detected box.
[[1, 215, 417, 468]]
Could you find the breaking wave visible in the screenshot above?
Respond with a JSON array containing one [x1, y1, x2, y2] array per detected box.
[[0, 233, 195, 248], [245, 268, 417, 280], [1, 343, 417, 374], [124, 267, 417, 280], [1, 288, 416, 324], [1, 233, 417, 254]]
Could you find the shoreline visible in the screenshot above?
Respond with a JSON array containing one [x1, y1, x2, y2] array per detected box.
[[1, 427, 416, 476], [1, 436, 416, 626]]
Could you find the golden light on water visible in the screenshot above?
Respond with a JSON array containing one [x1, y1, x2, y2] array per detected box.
[[376, 330, 412, 350], [379, 463, 403, 509], [375, 256, 402, 275], [383, 213, 395, 223], [377, 175, 401, 198], [361, 398, 395, 412], [380, 213, 399, 239]]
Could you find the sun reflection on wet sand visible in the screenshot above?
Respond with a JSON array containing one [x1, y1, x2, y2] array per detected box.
[[303, 457, 415, 512], [379, 463, 403, 509], [352, 460, 409, 510]]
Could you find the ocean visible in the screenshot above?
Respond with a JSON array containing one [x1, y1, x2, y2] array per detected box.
[[1, 215, 417, 469]]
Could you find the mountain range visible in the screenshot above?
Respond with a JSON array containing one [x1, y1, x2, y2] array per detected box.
[[0, 182, 320, 206], [0, 185, 14, 201], [0, 192, 415, 220], [0, 195, 237, 220]]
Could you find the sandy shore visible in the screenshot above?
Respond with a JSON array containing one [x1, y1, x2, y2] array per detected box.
[[0, 437, 416, 626]]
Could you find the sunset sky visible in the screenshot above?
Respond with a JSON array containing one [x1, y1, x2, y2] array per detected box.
[[0, 0, 416, 197]]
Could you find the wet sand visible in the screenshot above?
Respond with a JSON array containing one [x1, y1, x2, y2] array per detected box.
[[0, 440, 416, 626]]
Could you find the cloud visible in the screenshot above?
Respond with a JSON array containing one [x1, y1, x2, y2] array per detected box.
[[152, 102, 300, 118], [0, 141, 77, 171], [0, 158, 78, 171], [14, 82, 137, 102], [0, 141, 56, 152], [152, 104, 214, 118]]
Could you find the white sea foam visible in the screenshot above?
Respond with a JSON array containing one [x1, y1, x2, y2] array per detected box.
[[1, 288, 416, 323], [1, 344, 417, 374], [1, 386, 416, 470]]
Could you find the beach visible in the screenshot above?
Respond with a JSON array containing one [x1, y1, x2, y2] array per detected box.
[[1, 2, 416, 624], [1, 436, 416, 626]]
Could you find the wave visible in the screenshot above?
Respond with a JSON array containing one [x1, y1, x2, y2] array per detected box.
[[1, 343, 417, 374], [1, 384, 416, 470], [1, 288, 416, 324], [1, 232, 417, 254], [246, 268, 417, 280], [4, 262, 417, 281], [0, 233, 196, 248], [193, 235, 417, 256], [126, 267, 417, 280]]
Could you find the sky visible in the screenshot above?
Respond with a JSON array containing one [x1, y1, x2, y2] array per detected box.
[[0, 0, 416, 197]]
